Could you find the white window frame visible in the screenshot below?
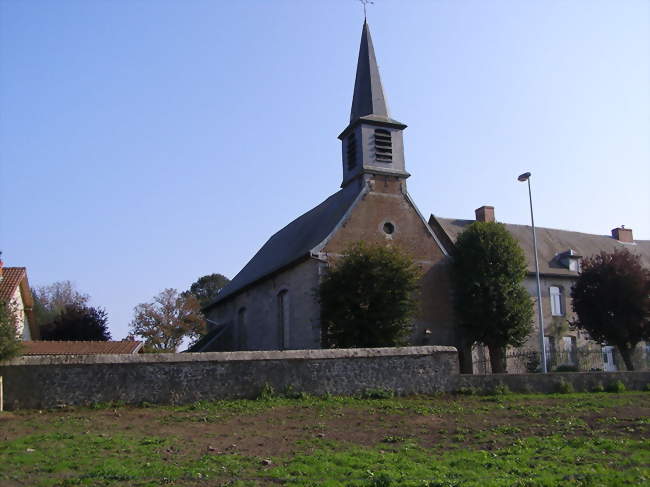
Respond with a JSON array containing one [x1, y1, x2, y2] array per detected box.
[[550, 286, 563, 316]]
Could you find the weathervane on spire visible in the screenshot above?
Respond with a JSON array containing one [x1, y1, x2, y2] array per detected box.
[[359, 0, 374, 20]]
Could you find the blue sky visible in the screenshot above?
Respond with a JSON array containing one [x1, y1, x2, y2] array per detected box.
[[1, 0, 648, 340]]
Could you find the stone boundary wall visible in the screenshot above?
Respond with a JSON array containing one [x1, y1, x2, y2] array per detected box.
[[1, 347, 649, 410], [452, 371, 650, 394], [0, 346, 459, 410]]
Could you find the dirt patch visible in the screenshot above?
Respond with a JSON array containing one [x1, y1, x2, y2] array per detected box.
[[2, 394, 649, 458]]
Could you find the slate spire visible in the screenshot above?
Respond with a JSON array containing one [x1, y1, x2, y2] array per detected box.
[[350, 20, 389, 122]]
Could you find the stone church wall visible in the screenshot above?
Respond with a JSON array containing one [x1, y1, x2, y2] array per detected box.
[[205, 258, 322, 351]]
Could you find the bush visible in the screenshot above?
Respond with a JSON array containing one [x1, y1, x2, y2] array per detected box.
[[591, 382, 605, 393], [490, 383, 511, 396], [606, 380, 626, 393], [257, 383, 276, 400], [455, 386, 477, 396], [555, 379, 575, 394], [360, 388, 395, 399], [555, 364, 579, 373], [0, 301, 22, 361], [319, 242, 421, 348]]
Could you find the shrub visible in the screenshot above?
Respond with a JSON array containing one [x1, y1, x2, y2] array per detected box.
[[555, 364, 579, 373], [555, 379, 575, 394], [318, 242, 421, 348], [606, 380, 626, 393], [591, 382, 605, 393], [257, 382, 276, 400], [490, 383, 511, 396], [455, 386, 477, 396], [360, 388, 395, 399], [0, 301, 22, 361]]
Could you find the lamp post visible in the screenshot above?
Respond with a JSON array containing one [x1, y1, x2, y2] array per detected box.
[[518, 172, 547, 373]]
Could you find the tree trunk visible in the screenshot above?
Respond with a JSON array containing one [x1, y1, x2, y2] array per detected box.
[[488, 344, 507, 373], [618, 345, 635, 371]]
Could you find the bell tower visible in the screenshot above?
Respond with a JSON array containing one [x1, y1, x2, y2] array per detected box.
[[338, 21, 409, 188]]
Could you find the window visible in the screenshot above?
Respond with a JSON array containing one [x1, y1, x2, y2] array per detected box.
[[374, 129, 392, 163], [277, 290, 290, 349], [237, 307, 246, 350], [346, 133, 357, 170], [383, 222, 395, 234], [550, 286, 563, 316]]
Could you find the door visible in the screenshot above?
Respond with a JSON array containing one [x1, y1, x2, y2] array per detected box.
[[602, 346, 616, 372]]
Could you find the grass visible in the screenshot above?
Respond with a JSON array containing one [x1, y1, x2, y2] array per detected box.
[[1, 391, 648, 486]]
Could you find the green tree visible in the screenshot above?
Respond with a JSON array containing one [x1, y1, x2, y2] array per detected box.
[[32, 281, 90, 328], [318, 242, 421, 348], [129, 288, 206, 352], [0, 300, 22, 361], [452, 221, 534, 373], [40, 305, 111, 341], [186, 273, 230, 308], [571, 249, 650, 371]]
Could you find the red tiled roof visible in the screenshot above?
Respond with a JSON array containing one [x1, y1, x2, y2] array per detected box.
[[0, 267, 27, 302], [22, 340, 143, 355]]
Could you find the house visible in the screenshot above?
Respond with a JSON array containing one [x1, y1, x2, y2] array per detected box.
[[0, 261, 40, 340], [429, 206, 650, 372], [21, 340, 143, 356], [193, 21, 456, 353]]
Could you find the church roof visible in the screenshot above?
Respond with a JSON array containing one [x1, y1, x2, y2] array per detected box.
[[431, 216, 650, 276], [205, 183, 362, 309]]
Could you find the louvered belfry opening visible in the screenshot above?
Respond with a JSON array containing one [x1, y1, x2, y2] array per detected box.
[[374, 128, 392, 163], [346, 132, 357, 170]]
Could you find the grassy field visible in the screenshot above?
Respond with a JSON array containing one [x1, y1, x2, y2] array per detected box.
[[1, 390, 649, 486]]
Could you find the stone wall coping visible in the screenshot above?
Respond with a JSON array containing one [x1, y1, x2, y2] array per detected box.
[[1, 345, 457, 366]]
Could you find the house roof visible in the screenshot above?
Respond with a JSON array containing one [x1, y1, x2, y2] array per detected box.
[[205, 183, 363, 310], [431, 216, 650, 276], [21, 340, 143, 355], [0, 267, 27, 302]]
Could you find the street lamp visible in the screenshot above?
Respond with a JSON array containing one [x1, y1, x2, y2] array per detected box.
[[518, 172, 548, 373]]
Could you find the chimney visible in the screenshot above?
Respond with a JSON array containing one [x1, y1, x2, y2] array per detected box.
[[611, 226, 633, 243], [475, 206, 495, 223]]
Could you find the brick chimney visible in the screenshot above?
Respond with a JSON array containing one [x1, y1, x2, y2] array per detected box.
[[475, 206, 495, 223], [611, 226, 633, 243]]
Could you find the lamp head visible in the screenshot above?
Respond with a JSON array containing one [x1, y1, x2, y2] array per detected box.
[[518, 172, 531, 182]]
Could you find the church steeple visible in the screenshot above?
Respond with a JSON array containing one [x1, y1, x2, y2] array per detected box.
[[350, 20, 389, 122], [339, 21, 409, 188]]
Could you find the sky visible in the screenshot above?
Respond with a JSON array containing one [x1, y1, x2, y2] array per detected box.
[[1, 0, 648, 341]]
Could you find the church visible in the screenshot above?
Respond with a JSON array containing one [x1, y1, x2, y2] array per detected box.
[[193, 21, 457, 353]]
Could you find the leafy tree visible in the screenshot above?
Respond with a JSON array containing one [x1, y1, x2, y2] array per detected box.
[[0, 300, 22, 361], [318, 242, 421, 348], [452, 221, 534, 373], [571, 249, 650, 371], [186, 273, 230, 308], [40, 305, 111, 341], [32, 281, 90, 327], [129, 288, 206, 352]]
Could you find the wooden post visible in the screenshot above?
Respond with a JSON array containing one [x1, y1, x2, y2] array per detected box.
[[0, 376, 3, 412]]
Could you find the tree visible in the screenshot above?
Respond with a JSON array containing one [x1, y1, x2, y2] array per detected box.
[[318, 242, 421, 348], [0, 300, 22, 361], [129, 288, 206, 352], [32, 281, 90, 328], [452, 221, 534, 373], [186, 273, 230, 308], [40, 305, 111, 341], [571, 249, 650, 371]]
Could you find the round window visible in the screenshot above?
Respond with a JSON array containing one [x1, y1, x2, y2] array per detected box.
[[383, 222, 395, 235]]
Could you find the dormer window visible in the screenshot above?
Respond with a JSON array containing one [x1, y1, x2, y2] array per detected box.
[[559, 249, 582, 272], [346, 133, 357, 170], [374, 128, 392, 163]]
